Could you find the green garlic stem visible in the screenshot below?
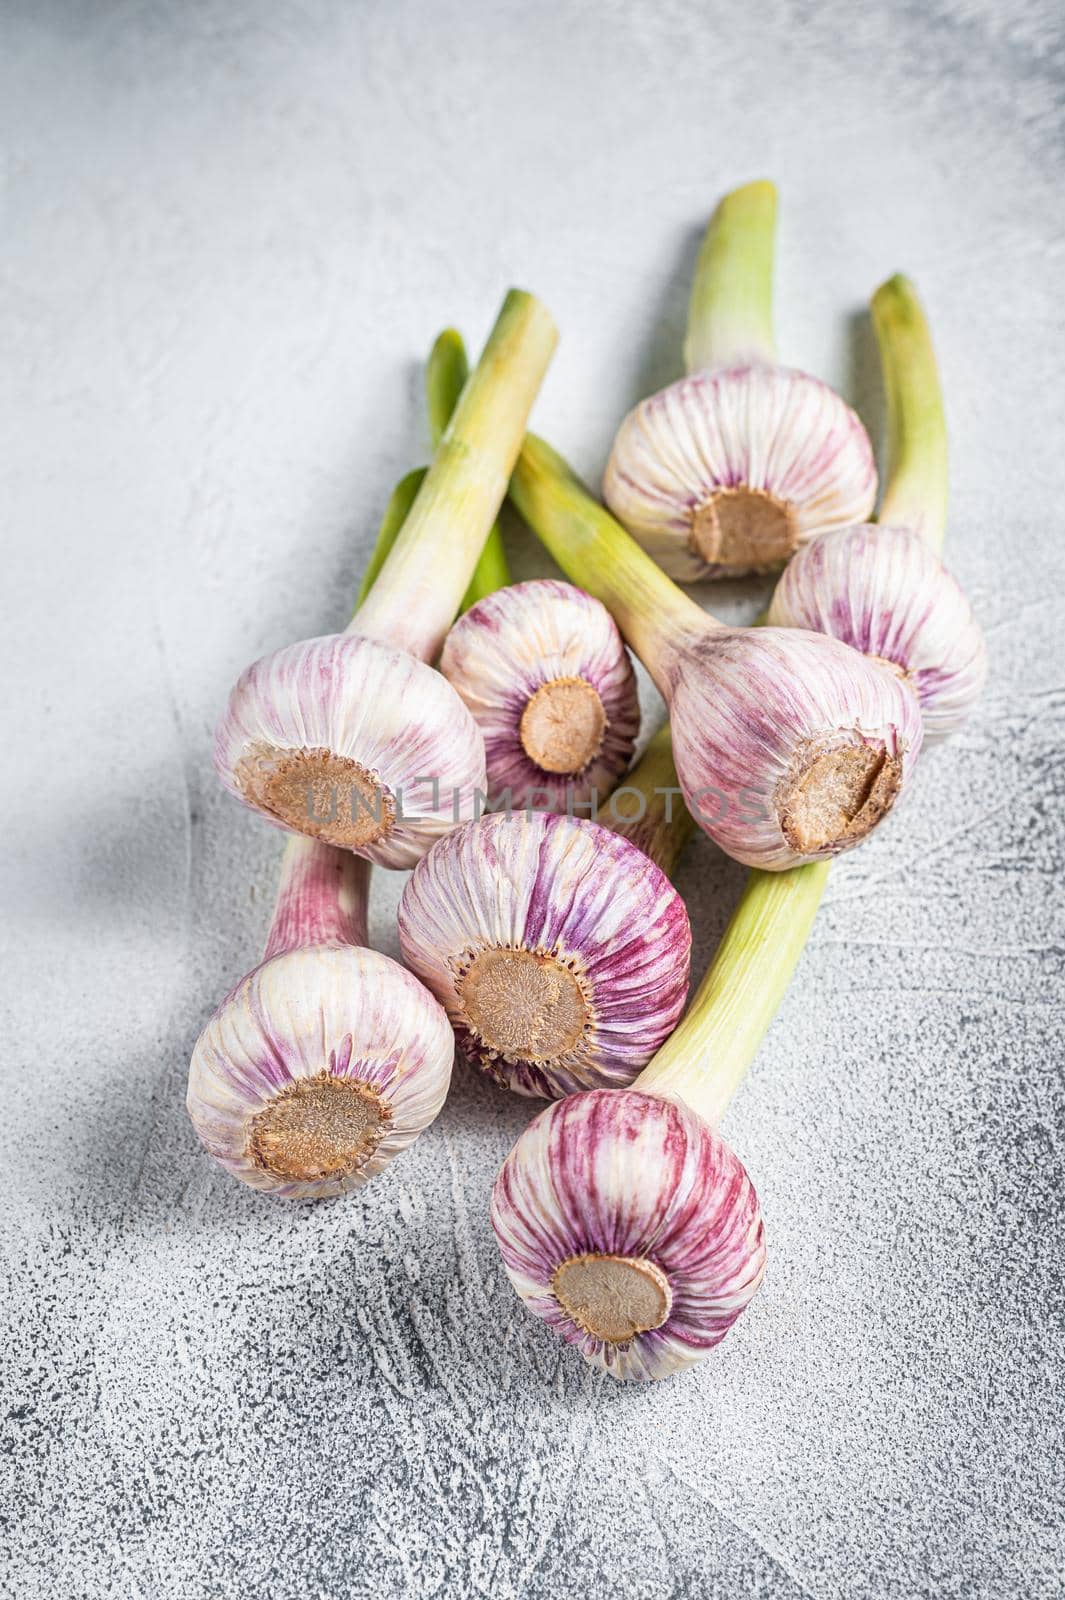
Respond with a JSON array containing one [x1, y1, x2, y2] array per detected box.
[[460, 517, 511, 609], [426, 328, 511, 612], [510, 435, 711, 694], [601, 722, 694, 878], [425, 327, 469, 443], [871, 274, 948, 555], [354, 468, 427, 610], [684, 180, 777, 374], [352, 289, 555, 660], [637, 860, 830, 1126], [355, 329, 513, 619]]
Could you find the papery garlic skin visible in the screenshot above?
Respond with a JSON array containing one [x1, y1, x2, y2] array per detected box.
[[767, 524, 987, 740], [491, 1089, 766, 1381], [188, 944, 454, 1200], [214, 632, 487, 870], [439, 579, 640, 814], [665, 626, 924, 869], [397, 811, 691, 1099], [603, 365, 878, 581]]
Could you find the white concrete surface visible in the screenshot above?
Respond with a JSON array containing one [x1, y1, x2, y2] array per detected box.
[[2, 2, 1063, 1595]]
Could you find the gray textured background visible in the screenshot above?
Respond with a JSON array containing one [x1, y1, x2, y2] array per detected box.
[[3, 2, 1064, 1596]]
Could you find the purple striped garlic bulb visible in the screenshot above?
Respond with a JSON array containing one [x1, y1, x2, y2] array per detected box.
[[215, 634, 487, 870], [767, 277, 987, 741], [602, 181, 877, 580], [492, 1090, 766, 1381], [438, 579, 640, 814], [604, 364, 877, 582], [187, 837, 454, 1198], [397, 790, 692, 1099], [213, 290, 557, 868], [665, 624, 924, 868], [768, 524, 987, 739], [491, 857, 830, 1382]]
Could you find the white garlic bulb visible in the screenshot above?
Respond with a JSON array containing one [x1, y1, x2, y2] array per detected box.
[[604, 363, 877, 581], [601, 181, 876, 579], [768, 523, 987, 739], [187, 838, 454, 1199], [439, 579, 640, 814]]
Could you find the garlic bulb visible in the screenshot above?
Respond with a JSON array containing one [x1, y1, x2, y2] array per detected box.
[[397, 794, 692, 1099], [768, 524, 987, 739], [188, 836, 454, 1199], [511, 436, 924, 871], [492, 861, 828, 1380], [604, 364, 877, 582], [492, 1090, 766, 1380], [213, 290, 557, 868], [768, 276, 987, 740], [215, 633, 488, 870], [669, 625, 921, 867], [439, 578, 640, 814], [602, 181, 877, 580]]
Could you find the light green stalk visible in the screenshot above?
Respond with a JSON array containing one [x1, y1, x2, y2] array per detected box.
[[510, 436, 711, 693], [636, 860, 830, 1125], [872, 274, 948, 553], [684, 180, 777, 374], [426, 330, 511, 609], [351, 289, 555, 660], [601, 722, 694, 878], [355, 330, 513, 616], [424, 326, 469, 443], [354, 469, 427, 609]]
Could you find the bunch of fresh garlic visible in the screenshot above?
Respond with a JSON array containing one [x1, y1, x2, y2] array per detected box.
[[187, 186, 986, 1395]]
